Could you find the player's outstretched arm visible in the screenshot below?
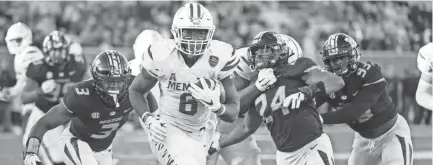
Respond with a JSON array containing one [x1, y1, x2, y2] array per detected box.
[[21, 78, 42, 104], [24, 103, 73, 157], [219, 107, 262, 149], [233, 72, 254, 115], [218, 76, 240, 123], [416, 72, 432, 110], [321, 78, 386, 124], [129, 68, 158, 118], [302, 69, 345, 96]]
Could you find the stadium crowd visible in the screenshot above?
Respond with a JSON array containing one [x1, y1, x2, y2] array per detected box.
[[0, 1, 431, 133]]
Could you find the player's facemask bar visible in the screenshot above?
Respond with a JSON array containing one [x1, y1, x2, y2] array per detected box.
[[46, 48, 68, 66], [92, 69, 132, 108], [248, 44, 291, 71], [322, 47, 359, 77], [175, 28, 214, 56]]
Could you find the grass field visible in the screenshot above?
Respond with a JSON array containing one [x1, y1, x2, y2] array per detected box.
[[0, 124, 431, 165]]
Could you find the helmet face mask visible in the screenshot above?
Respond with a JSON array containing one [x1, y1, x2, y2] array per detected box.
[[321, 33, 360, 77], [248, 43, 286, 70], [171, 3, 215, 56], [91, 50, 132, 108]]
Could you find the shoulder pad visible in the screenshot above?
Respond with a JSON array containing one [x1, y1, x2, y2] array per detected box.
[[417, 43, 433, 74], [62, 80, 93, 113], [356, 62, 385, 86], [209, 40, 235, 60], [129, 59, 141, 76], [234, 47, 254, 80], [22, 46, 44, 59], [147, 39, 176, 62], [295, 57, 320, 73], [276, 57, 320, 78]]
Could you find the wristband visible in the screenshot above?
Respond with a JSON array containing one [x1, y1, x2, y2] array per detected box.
[[214, 104, 227, 116], [25, 137, 41, 154], [141, 112, 151, 122], [298, 81, 327, 98]]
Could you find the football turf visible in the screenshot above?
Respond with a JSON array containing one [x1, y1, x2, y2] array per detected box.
[[0, 124, 430, 165]]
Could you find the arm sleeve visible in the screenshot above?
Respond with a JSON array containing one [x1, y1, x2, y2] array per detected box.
[[141, 45, 160, 78], [217, 46, 240, 80], [277, 57, 321, 77], [61, 88, 79, 114], [233, 48, 254, 81], [417, 50, 432, 74], [321, 64, 387, 124], [26, 62, 43, 84]]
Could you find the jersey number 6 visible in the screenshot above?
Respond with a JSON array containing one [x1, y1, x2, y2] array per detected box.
[[179, 93, 198, 115]]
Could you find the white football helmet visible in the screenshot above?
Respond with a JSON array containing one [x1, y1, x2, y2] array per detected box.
[[5, 22, 33, 55], [278, 34, 303, 65], [133, 29, 163, 62], [171, 3, 215, 56]]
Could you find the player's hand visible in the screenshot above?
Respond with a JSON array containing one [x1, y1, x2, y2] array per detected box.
[[283, 92, 306, 109], [0, 88, 11, 102], [255, 68, 277, 92], [142, 113, 167, 143], [24, 153, 42, 165], [41, 80, 56, 94], [189, 78, 222, 113]]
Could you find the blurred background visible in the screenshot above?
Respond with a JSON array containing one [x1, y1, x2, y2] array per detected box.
[[0, 1, 431, 165]]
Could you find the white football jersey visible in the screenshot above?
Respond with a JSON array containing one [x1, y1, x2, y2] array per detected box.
[[142, 39, 239, 131], [10, 46, 44, 96], [129, 58, 162, 105], [417, 43, 433, 75]]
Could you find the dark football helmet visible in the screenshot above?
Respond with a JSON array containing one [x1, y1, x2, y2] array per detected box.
[[91, 50, 132, 107], [42, 31, 71, 66], [247, 31, 291, 71], [321, 33, 360, 77]]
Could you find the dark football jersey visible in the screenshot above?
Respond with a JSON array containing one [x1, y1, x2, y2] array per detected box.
[[317, 62, 397, 136], [253, 57, 323, 152], [26, 59, 86, 112], [62, 80, 132, 152]]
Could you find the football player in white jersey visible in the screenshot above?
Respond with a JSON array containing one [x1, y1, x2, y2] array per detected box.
[[129, 3, 240, 165], [416, 43, 433, 110], [130, 29, 163, 130], [5, 22, 44, 115]]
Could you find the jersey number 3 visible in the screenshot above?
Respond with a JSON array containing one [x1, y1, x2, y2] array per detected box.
[[91, 123, 120, 139], [179, 93, 198, 115]]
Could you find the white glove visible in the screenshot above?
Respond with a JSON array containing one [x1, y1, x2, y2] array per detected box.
[[142, 113, 167, 144], [282, 92, 306, 109], [24, 153, 42, 165], [189, 78, 223, 113], [255, 68, 277, 91], [0, 88, 11, 102], [41, 80, 57, 94]]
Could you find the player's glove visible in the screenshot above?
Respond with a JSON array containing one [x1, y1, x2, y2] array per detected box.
[[142, 112, 167, 144], [24, 153, 42, 165], [0, 88, 11, 102], [282, 92, 306, 109], [189, 78, 226, 115], [41, 79, 56, 94], [255, 68, 277, 92]]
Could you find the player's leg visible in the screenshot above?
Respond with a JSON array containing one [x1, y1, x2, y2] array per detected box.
[[149, 116, 217, 165], [60, 128, 99, 165], [218, 133, 261, 165], [347, 133, 380, 165], [43, 124, 66, 164], [381, 115, 413, 165], [304, 133, 335, 165], [94, 145, 114, 165]]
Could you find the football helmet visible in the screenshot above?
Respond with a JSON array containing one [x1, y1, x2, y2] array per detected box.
[[321, 33, 360, 77], [42, 31, 71, 66], [5, 22, 33, 55], [91, 50, 132, 108], [133, 29, 163, 62], [248, 32, 301, 70], [171, 2, 215, 56]]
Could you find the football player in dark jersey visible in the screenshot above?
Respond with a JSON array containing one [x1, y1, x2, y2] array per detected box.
[[287, 33, 413, 165], [21, 31, 87, 165], [23, 50, 144, 165], [208, 32, 345, 165]]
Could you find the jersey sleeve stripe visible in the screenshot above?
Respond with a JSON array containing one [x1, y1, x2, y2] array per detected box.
[[363, 77, 385, 87], [236, 65, 244, 72], [240, 56, 250, 65], [61, 99, 74, 114], [221, 58, 240, 72], [304, 65, 321, 73]]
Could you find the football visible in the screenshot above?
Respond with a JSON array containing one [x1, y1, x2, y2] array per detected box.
[[194, 77, 226, 103]]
